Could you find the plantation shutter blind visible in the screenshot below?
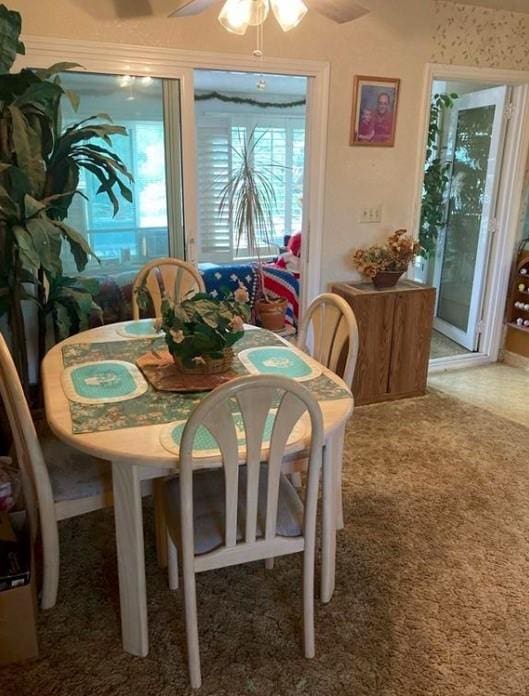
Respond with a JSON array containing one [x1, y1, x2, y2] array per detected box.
[[253, 126, 287, 242], [196, 117, 232, 261], [291, 127, 306, 233], [195, 112, 305, 263]]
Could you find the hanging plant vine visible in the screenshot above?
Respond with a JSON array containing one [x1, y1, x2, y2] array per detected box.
[[419, 91, 458, 258]]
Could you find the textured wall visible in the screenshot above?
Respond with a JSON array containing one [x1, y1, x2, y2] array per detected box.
[[433, 0, 529, 69]]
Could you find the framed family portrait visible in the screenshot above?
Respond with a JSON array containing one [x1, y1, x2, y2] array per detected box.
[[350, 75, 400, 147]]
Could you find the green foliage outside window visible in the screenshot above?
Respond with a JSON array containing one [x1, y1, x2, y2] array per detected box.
[[419, 92, 458, 258]]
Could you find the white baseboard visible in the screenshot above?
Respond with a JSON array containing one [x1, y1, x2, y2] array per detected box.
[[428, 353, 493, 374]]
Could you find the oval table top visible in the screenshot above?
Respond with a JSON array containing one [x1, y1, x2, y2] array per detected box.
[[42, 321, 354, 469]]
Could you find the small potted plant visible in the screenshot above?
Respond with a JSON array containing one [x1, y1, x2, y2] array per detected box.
[[352, 229, 421, 289], [158, 285, 251, 374]]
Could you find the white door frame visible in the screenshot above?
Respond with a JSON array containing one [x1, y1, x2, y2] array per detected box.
[[410, 63, 529, 372], [16, 36, 330, 313]]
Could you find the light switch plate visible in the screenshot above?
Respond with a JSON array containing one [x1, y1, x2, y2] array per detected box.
[[359, 204, 382, 223]]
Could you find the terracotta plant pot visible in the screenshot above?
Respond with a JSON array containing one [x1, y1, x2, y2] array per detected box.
[[173, 347, 234, 375], [256, 297, 288, 331], [371, 270, 405, 289]]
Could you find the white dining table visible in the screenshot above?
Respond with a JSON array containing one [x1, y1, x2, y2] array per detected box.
[[42, 321, 353, 657]]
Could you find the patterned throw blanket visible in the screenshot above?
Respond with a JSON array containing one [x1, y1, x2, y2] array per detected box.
[[261, 264, 300, 328]]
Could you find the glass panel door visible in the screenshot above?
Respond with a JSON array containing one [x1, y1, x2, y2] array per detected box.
[[432, 86, 508, 351], [59, 72, 184, 277]]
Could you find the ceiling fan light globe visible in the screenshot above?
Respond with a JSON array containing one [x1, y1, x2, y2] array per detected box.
[[218, 0, 252, 34], [247, 0, 270, 26], [270, 0, 307, 31]]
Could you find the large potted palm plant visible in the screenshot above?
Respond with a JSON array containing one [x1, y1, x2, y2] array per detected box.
[[0, 3, 132, 394], [218, 129, 287, 331]]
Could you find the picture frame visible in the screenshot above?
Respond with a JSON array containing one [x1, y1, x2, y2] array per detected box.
[[350, 75, 400, 147]]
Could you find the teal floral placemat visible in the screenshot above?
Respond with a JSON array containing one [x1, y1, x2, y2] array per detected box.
[[62, 360, 148, 404], [62, 329, 351, 434], [238, 346, 321, 381], [115, 319, 161, 339]]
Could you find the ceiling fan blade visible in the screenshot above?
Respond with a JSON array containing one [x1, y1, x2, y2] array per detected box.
[[308, 0, 369, 23], [106, 0, 153, 19], [169, 0, 219, 17]]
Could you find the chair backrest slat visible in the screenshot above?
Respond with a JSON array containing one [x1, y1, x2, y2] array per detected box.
[[236, 387, 276, 543], [297, 292, 359, 386], [179, 375, 324, 565], [265, 391, 306, 540], [201, 403, 240, 548], [132, 257, 205, 320]]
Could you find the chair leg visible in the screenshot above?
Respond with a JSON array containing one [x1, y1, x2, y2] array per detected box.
[[335, 425, 346, 531], [41, 513, 60, 610], [265, 558, 275, 570], [167, 530, 179, 591], [183, 563, 202, 689], [336, 463, 344, 531], [154, 479, 168, 568], [303, 546, 315, 659]]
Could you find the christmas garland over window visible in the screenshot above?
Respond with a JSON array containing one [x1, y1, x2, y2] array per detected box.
[[195, 90, 306, 109]]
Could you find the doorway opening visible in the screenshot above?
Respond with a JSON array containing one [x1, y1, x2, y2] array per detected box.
[[414, 78, 512, 362]]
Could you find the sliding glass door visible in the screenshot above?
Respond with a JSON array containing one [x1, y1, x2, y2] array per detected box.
[[59, 71, 184, 276]]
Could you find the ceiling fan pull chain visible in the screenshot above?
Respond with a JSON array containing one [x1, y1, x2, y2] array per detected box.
[[253, 21, 267, 90]]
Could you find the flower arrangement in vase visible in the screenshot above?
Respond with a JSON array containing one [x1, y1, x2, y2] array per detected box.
[[352, 229, 421, 289], [158, 284, 251, 374]]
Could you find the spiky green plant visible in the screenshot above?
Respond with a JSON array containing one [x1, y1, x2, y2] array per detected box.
[[218, 129, 280, 302]]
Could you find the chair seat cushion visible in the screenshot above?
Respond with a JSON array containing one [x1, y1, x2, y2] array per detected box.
[[164, 465, 304, 555], [40, 429, 111, 503]]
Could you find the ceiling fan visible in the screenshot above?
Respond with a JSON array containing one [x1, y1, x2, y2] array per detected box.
[[169, 0, 369, 34]]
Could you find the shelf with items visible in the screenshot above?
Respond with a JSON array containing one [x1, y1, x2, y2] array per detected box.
[[507, 321, 529, 334], [505, 249, 529, 358]]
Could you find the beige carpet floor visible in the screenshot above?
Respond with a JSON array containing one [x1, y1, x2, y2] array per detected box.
[[3, 390, 529, 696]]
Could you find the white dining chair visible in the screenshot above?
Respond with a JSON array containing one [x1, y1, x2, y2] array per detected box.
[[0, 332, 150, 609], [292, 292, 359, 529], [132, 257, 205, 320], [162, 375, 324, 689], [297, 292, 359, 387]]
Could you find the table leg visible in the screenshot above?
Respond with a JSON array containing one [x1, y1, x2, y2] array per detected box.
[[112, 461, 149, 657], [321, 439, 336, 604]]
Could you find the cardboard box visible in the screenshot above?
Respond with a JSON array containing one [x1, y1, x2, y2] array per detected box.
[[0, 511, 39, 664]]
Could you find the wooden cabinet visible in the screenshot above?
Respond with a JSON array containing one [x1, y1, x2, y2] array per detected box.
[[331, 280, 435, 405]]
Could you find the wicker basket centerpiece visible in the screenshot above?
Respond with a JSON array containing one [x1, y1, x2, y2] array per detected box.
[[351, 229, 421, 290], [172, 348, 234, 375], [159, 285, 251, 376]]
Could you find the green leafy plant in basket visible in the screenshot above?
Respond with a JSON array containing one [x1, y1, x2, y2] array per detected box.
[[159, 285, 251, 375]]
